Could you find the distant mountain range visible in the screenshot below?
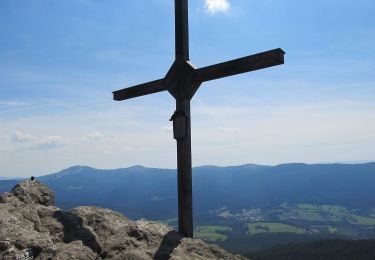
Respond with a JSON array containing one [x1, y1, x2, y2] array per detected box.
[[1, 162, 375, 220], [0, 176, 23, 180]]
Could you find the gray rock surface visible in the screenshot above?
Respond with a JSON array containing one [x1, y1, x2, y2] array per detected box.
[[0, 180, 247, 259], [9, 180, 55, 206]]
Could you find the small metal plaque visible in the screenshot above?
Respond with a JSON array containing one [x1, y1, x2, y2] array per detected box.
[[173, 115, 187, 140]]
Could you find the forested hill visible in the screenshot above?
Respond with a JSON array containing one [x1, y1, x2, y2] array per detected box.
[[247, 239, 375, 260], [1, 162, 374, 220]]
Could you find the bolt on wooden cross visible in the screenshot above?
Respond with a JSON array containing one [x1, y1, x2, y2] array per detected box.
[[113, 0, 285, 237]]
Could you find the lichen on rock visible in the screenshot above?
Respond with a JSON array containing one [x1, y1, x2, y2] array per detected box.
[[0, 180, 247, 259]]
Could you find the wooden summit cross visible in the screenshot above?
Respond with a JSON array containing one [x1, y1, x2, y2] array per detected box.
[[113, 0, 284, 237]]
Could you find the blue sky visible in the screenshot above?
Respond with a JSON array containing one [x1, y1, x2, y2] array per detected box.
[[1, 0, 374, 177]]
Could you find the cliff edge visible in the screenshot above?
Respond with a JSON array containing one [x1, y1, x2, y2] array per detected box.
[[0, 180, 247, 260]]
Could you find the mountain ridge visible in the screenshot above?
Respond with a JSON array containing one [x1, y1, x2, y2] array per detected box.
[[1, 162, 375, 220], [3, 162, 374, 179], [36, 161, 371, 180]]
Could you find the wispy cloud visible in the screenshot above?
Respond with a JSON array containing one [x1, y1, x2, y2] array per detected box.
[[31, 136, 66, 150], [11, 131, 68, 150], [12, 131, 36, 142], [204, 0, 230, 15], [0, 100, 27, 107], [9, 130, 107, 152], [162, 126, 173, 133], [86, 131, 104, 141], [123, 146, 135, 152]]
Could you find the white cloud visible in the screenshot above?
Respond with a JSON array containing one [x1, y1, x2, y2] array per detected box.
[[11, 131, 67, 150], [162, 126, 173, 133], [73, 131, 105, 144], [204, 0, 230, 15], [87, 131, 104, 141], [32, 136, 66, 150], [0, 100, 27, 107], [12, 131, 35, 142], [2, 94, 374, 177], [123, 146, 135, 152]]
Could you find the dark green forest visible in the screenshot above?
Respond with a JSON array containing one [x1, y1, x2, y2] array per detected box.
[[246, 239, 375, 260]]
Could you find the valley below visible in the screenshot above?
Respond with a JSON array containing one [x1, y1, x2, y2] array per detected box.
[[1, 162, 375, 256], [185, 203, 375, 253]]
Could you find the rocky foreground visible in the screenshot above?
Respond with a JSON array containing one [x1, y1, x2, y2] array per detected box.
[[0, 180, 247, 259]]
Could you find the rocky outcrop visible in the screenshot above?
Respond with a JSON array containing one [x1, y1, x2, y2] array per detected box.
[[0, 180, 247, 260], [2, 180, 55, 206]]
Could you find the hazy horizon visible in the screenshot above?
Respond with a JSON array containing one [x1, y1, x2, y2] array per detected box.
[[2, 160, 375, 178]]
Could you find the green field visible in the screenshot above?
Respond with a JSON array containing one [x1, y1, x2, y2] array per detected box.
[[311, 225, 337, 234], [279, 203, 375, 224], [217, 210, 232, 218], [328, 226, 338, 234], [194, 226, 232, 241], [297, 203, 319, 210], [295, 211, 324, 221], [156, 217, 178, 226], [321, 205, 346, 213], [247, 222, 305, 235], [350, 214, 375, 225]]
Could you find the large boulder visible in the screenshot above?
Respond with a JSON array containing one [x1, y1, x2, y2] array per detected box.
[[52, 241, 97, 260], [7, 180, 54, 206], [0, 203, 56, 259], [0, 180, 247, 259]]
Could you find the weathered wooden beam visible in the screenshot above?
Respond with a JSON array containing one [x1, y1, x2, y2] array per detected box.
[[175, 0, 189, 60], [113, 79, 166, 101], [175, 98, 193, 237], [196, 48, 285, 83]]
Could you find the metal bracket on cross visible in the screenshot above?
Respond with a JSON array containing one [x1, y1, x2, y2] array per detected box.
[[170, 111, 188, 141]]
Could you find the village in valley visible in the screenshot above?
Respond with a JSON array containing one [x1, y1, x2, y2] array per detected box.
[[192, 203, 375, 250]]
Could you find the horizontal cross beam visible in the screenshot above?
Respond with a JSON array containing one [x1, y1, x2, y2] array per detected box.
[[113, 78, 165, 101], [113, 48, 285, 101], [195, 48, 285, 83]]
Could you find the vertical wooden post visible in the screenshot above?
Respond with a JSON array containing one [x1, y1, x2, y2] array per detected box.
[[174, 0, 192, 237], [175, 0, 189, 60], [175, 98, 193, 237]]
